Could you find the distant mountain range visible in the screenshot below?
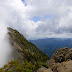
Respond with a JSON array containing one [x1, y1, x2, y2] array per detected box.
[[29, 38, 72, 58]]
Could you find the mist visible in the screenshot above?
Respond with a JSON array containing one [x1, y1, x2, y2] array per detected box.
[[0, 24, 12, 67], [0, 0, 72, 67]]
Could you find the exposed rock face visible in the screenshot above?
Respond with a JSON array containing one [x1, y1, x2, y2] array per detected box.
[[51, 47, 69, 62], [48, 47, 72, 72], [37, 67, 53, 72], [37, 47, 72, 72]]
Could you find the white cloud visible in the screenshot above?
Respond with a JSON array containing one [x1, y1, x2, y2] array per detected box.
[[1, 0, 72, 67], [1, 0, 72, 39], [24, 0, 72, 39]]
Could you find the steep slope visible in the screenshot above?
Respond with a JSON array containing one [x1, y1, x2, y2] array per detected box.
[[0, 27, 49, 72], [7, 27, 49, 63]]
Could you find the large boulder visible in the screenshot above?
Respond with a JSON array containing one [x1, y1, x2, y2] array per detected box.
[[52, 47, 69, 57], [37, 48, 72, 72], [55, 55, 65, 63], [65, 52, 72, 61], [37, 67, 53, 72], [51, 47, 69, 63]]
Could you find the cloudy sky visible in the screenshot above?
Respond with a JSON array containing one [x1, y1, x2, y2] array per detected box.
[[1, 0, 72, 39]]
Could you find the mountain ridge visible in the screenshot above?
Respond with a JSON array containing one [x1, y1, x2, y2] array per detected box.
[[1, 27, 72, 72], [0, 27, 49, 72]]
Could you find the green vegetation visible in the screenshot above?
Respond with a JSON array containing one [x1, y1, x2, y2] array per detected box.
[[0, 60, 48, 72], [0, 27, 49, 72]]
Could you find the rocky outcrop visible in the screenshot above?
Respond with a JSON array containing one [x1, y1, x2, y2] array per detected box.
[[51, 47, 69, 62], [51, 47, 72, 62], [48, 47, 72, 72], [37, 67, 53, 72], [37, 47, 72, 72]]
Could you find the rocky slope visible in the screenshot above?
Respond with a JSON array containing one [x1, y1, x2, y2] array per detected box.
[[0, 27, 49, 72], [7, 27, 49, 62], [37, 47, 72, 72]]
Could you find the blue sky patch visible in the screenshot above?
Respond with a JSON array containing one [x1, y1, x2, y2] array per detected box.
[[31, 15, 52, 22], [21, 0, 25, 2], [21, 0, 27, 6], [32, 16, 41, 22]]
